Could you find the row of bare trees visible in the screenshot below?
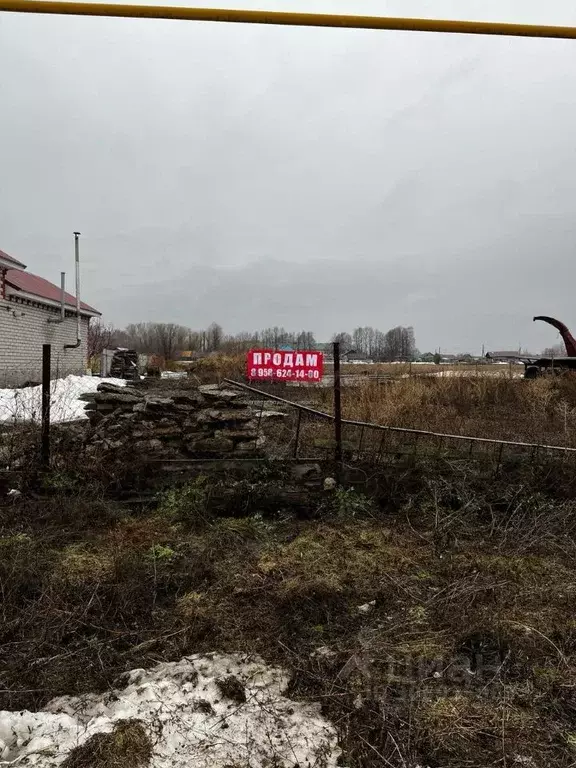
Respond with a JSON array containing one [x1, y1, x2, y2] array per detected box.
[[332, 326, 417, 361], [542, 345, 565, 357], [88, 321, 318, 361], [88, 319, 419, 362]]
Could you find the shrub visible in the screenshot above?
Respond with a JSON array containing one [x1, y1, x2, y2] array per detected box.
[[156, 476, 209, 526]]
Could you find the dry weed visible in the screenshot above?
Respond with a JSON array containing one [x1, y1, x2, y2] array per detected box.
[[333, 375, 576, 447], [62, 719, 152, 768], [2, 469, 576, 767]]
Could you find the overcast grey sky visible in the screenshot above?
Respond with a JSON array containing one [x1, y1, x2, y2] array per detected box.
[[1, 0, 576, 353]]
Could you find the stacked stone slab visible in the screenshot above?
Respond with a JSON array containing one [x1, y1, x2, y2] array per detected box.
[[81, 382, 265, 461]]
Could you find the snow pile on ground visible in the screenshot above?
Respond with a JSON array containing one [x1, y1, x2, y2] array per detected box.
[[0, 653, 340, 767], [0, 375, 126, 424], [161, 371, 187, 379]]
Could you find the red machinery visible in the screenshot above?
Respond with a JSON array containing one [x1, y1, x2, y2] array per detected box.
[[487, 316, 576, 377], [523, 316, 576, 377], [533, 316, 576, 357]]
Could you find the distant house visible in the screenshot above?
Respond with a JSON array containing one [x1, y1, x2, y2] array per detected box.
[[0, 248, 100, 386], [487, 351, 530, 361], [344, 351, 373, 364]]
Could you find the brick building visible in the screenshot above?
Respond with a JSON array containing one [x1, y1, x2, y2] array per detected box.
[[0, 248, 100, 386]]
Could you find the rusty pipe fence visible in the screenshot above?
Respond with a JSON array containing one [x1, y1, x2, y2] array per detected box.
[[225, 379, 576, 472]]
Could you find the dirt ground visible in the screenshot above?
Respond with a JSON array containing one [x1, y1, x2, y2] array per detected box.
[[2, 455, 576, 767]]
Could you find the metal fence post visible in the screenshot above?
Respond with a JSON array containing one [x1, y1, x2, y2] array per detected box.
[[41, 344, 51, 468], [255, 395, 265, 446], [293, 409, 302, 458], [377, 430, 388, 464], [333, 341, 343, 485], [495, 441, 504, 472], [357, 425, 365, 457]]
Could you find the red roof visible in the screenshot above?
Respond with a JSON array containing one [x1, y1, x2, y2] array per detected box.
[[0, 249, 26, 269], [5, 269, 100, 315]]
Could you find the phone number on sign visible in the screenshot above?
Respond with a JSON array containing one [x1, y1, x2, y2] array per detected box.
[[250, 368, 321, 380]]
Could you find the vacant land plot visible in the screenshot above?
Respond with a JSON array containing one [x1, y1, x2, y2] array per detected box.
[[188, 356, 572, 445], [339, 375, 576, 447], [2, 460, 576, 767], [241, 373, 576, 452], [2, 370, 576, 767]]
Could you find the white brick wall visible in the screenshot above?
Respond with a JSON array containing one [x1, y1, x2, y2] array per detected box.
[[0, 297, 90, 386]]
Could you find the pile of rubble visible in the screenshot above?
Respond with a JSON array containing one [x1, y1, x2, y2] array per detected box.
[[81, 382, 271, 461]]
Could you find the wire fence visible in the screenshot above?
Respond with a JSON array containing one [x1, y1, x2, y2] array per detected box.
[[1, 361, 576, 477], [225, 379, 576, 472], [0, 367, 47, 471], [0, 352, 92, 472]]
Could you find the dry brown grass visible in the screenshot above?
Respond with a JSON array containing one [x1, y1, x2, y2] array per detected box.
[[176, 354, 245, 383], [325, 375, 576, 447], [266, 373, 576, 468], [3, 463, 576, 766], [0, 370, 572, 768], [178, 354, 576, 450], [154, 354, 576, 449], [415, 691, 538, 762]]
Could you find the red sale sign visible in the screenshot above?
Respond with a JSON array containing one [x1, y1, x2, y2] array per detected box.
[[247, 349, 324, 382]]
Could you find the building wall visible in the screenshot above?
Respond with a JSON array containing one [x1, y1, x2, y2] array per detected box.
[[0, 296, 90, 387]]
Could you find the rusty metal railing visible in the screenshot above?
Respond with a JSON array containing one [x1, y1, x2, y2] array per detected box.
[[225, 378, 576, 469]]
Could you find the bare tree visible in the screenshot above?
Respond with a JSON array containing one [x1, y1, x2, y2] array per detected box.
[[206, 322, 223, 352], [352, 327, 364, 354], [187, 330, 204, 353], [221, 332, 259, 354], [331, 332, 353, 351], [352, 326, 377, 357], [383, 326, 416, 361], [87, 320, 115, 361], [123, 323, 156, 352], [331, 327, 416, 361], [260, 327, 286, 347], [296, 331, 316, 349], [118, 322, 189, 359], [154, 323, 189, 360], [542, 344, 564, 357], [373, 330, 386, 361]]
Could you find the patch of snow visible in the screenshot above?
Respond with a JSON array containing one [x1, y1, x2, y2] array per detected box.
[[254, 410, 287, 418], [430, 370, 522, 379], [310, 646, 337, 660], [0, 653, 340, 767], [513, 756, 537, 767], [160, 371, 187, 379], [0, 375, 126, 425]]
